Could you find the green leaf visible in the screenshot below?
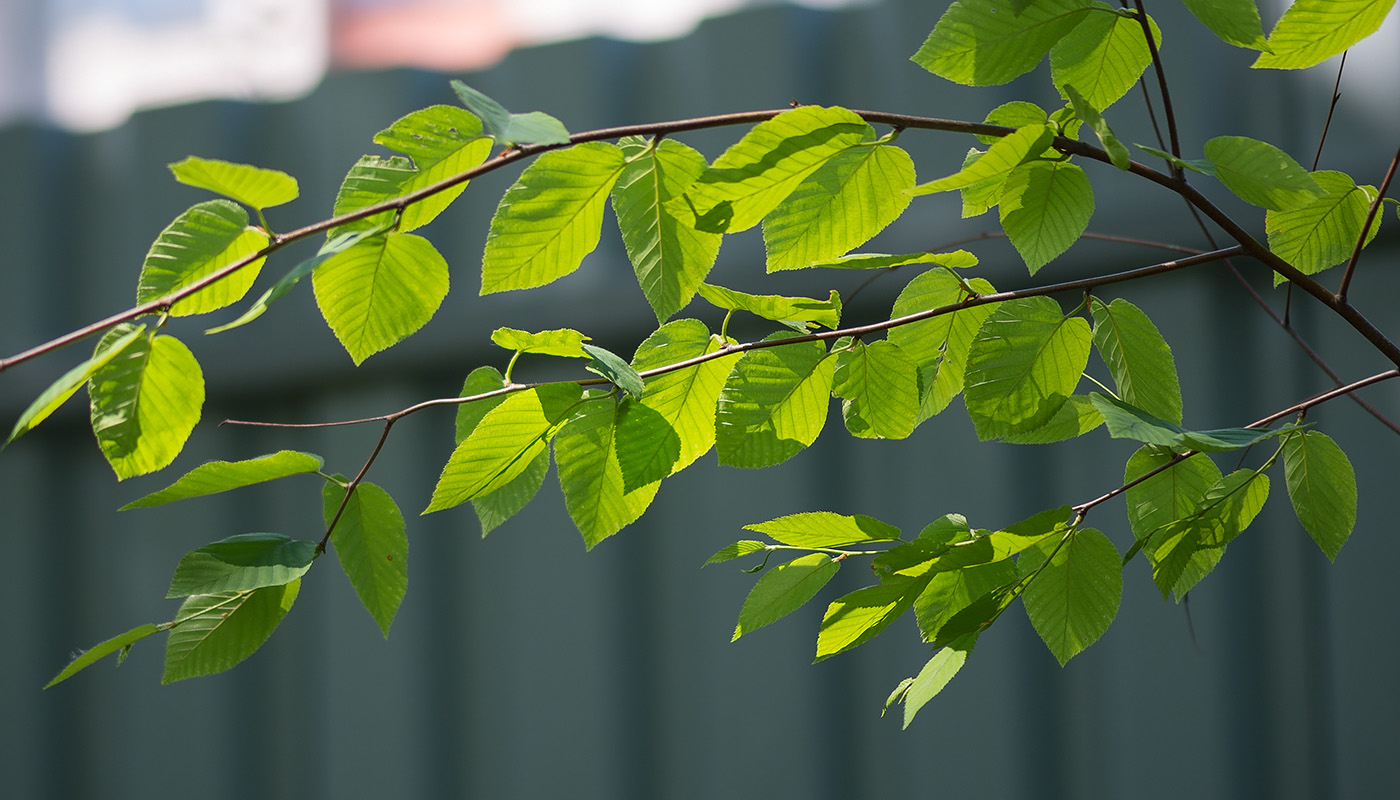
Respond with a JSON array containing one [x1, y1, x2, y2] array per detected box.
[[582, 343, 646, 399], [169, 156, 299, 210], [166, 533, 316, 598], [473, 450, 549, 535], [715, 338, 835, 468], [964, 297, 1092, 440], [1148, 470, 1269, 597], [1002, 394, 1104, 444], [555, 397, 661, 548], [426, 383, 583, 512], [632, 320, 739, 472], [328, 155, 416, 236], [324, 480, 408, 636], [1064, 84, 1131, 170], [162, 581, 299, 683], [833, 340, 920, 439], [454, 366, 510, 443], [1283, 431, 1356, 560], [122, 451, 323, 509], [449, 80, 571, 146], [732, 553, 840, 640], [1135, 144, 1215, 175], [763, 143, 916, 271], [1124, 446, 1220, 540], [1089, 393, 1278, 451], [815, 580, 922, 661], [135, 200, 269, 317], [704, 540, 769, 566], [667, 106, 873, 233], [1051, 8, 1157, 111], [1091, 297, 1182, 424], [804, 250, 979, 270], [746, 511, 901, 548], [1182, 0, 1270, 50], [912, 124, 1055, 195], [480, 142, 626, 293], [1204, 136, 1323, 211], [611, 137, 722, 322], [88, 328, 204, 480], [912, 0, 1097, 86], [1019, 527, 1121, 665], [915, 561, 1017, 642], [205, 225, 389, 335], [1267, 171, 1382, 283], [312, 232, 449, 364], [491, 327, 590, 358], [899, 633, 977, 729], [613, 400, 681, 493], [4, 325, 145, 450], [1253, 0, 1395, 70], [977, 102, 1050, 144], [1000, 160, 1094, 273], [698, 284, 841, 330], [45, 623, 163, 689], [889, 272, 997, 420], [372, 104, 493, 232]]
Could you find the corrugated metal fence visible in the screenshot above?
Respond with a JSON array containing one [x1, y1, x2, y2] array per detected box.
[[2, 2, 1398, 798]]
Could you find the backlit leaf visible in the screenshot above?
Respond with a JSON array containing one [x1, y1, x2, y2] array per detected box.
[[169, 156, 298, 209], [913, 124, 1055, 195], [1283, 431, 1356, 560], [450, 80, 571, 146], [89, 328, 204, 480], [312, 232, 449, 364], [1000, 160, 1094, 273], [915, 561, 1017, 643], [1091, 297, 1182, 424], [481, 142, 626, 293], [833, 340, 920, 439], [45, 623, 162, 689], [698, 284, 841, 330], [632, 319, 739, 472], [899, 633, 977, 728], [491, 327, 590, 358], [1002, 394, 1104, 444], [5, 325, 145, 450], [1019, 527, 1121, 665], [122, 450, 324, 509], [1182, 0, 1270, 50], [555, 397, 661, 548], [1266, 170, 1382, 283], [372, 104, 493, 231], [1051, 8, 1157, 110], [889, 271, 997, 420], [815, 580, 922, 661], [912, 0, 1097, 85], [472, 450, 549, 535], [582, 343, 646, 399], [455, 366, 510, 443], [704, 540, 768, 566], [611, 137, 721, 321], [1253, 0, 1395, 70], [805, 251, 979, 270], [964, 297, 1092, 440], [166, 533, 316, 598], [328, 155, 416, 236], [162, 581, 299, 683], [324, 480, 408, 636], [715, 338, 835, 468], [746, 511, 901, 548], [1204, 136, 1323, 211], [135, 200, 268, 317], [1064, 84, 1130, 170], [732, 553, 840, 640], [613, 400, 681, 493]]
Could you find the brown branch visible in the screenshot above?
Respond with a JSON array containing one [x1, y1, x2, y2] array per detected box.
[[1336, 142, 1400, 302]]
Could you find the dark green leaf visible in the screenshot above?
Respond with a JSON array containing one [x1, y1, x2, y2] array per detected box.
[[166, 533, 316, 598], [1019, 528, 1122, 665], [1283, 431, 1356, 560], [324, 480, 408, 636], [1204, 136, 1323, 211], [582, 343, 646, 399], [454, 366, 510, 444], [1090, 393, 1278, 451], [449, 80, 571, 145], [613, 400, 681, 493]]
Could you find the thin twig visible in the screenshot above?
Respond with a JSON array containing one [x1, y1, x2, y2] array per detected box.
[[1337, 143, 1400, 302], [1312, 52, 1347, 171], [1133, 0, 1182, 176]]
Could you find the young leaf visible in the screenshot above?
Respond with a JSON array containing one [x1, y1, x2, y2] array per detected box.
[[963, 297, 1092, 440], [667, 106, 872, 233], [328, 155, 416, 236], [312, 232, 449, 364], [4, 324, 145, 450], [704, 540, 769, 566], [912, 124, 1055, 195], [1204, 136, 1323, 211], [815, 580, 922, 661], [613, 400, 681, 493], [554, 397, 661, 549], [697, 284, 841, 330], [632, 320, 739, 472], [582, 343, 646, 399], [89, 328, 204, 480], [977, 102, 1049, 144], [455, 366, 511, 443], [169, 156, 299, 210], [166, 533, 317, 598], [805, 250, 978, 270], [715, 338, 835, 468], [1252, 0, 1395, 70], [1266, 171, 1382, 282], [324, 480, 408, 636], [899, 633, 977, 729], [45, 623, 163, 689], [1182, 0, 1270, 50], [611, 137, 722, 322], [732, 553, 840, 641], [1283, 431, 1356, 560], [1063, 84, 1131, 170], [999, 160, 1094, 273], [162, 581, 300, 684], [135, 200, 269, 317], [426, 383, 583, 512], [371, 105, 494, 232], [481, 142, 626, 293], [1019, 528, 1122, 665], [122, 451, 324, 509], [833, 340, 920, 439], [912, 0, 1096, 86], [889, 271, 997, 420], [746, 511, 901, 548], [1051, 8, 1157, 110], [449, 80, 571, 146], [1091, 297, 1182, 424], [763, 143, 916, 271], [491, 327, 590, 358]]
